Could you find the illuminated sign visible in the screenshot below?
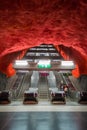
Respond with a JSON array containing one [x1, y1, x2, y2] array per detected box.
[[37, 60, 51, 68]]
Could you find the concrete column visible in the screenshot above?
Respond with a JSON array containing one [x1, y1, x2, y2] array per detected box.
[[0, 72, 8, 91]]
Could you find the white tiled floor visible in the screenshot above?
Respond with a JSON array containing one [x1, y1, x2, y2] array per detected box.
[[0, 101, 87, 112], [0, 105, 87, 112]]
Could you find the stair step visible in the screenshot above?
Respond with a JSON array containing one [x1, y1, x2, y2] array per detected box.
[[39, 94, 48, 96], [39, 97, 48, 98]]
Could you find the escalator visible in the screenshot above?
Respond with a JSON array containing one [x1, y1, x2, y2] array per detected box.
[[11, 73, 25, 100], [17, 71, 32, 99], [6, 71, 32, 100]]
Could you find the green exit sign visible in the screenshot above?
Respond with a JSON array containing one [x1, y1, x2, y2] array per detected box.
[[38, 64, 51, 68]]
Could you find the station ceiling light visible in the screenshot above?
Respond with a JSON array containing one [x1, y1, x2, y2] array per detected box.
[[15, 60, 28, 66], [61, 61, 74, 66]]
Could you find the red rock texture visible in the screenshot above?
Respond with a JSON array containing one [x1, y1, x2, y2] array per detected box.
[[0, 0, 87, 77]]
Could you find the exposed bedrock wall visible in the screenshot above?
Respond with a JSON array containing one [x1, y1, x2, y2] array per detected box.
[[77, 75, 87, 91], [0, 0, 87, 77], [55, 45, 87, 78], [0, 50, 27, 77]]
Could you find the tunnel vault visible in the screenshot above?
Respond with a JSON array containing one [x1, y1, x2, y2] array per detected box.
[[0, 0, 87, 78]]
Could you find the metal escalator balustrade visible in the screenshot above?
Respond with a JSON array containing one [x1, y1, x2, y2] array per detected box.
[[30, 71, 39, 88], [47, 71, 57, 88]]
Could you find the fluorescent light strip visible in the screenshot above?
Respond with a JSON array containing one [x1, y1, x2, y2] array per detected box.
[[38, 60, 51, 65], [61, 61, 74, 66], [15, 60, 28, 66]]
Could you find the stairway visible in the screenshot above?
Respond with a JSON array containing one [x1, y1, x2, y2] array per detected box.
[[38, 76, 49, 100]]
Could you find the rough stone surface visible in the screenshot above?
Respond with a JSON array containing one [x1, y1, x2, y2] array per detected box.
[[0, 0, 87, 77]]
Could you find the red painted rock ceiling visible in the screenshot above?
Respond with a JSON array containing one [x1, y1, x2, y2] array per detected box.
[[0, 0, 87, 77]]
